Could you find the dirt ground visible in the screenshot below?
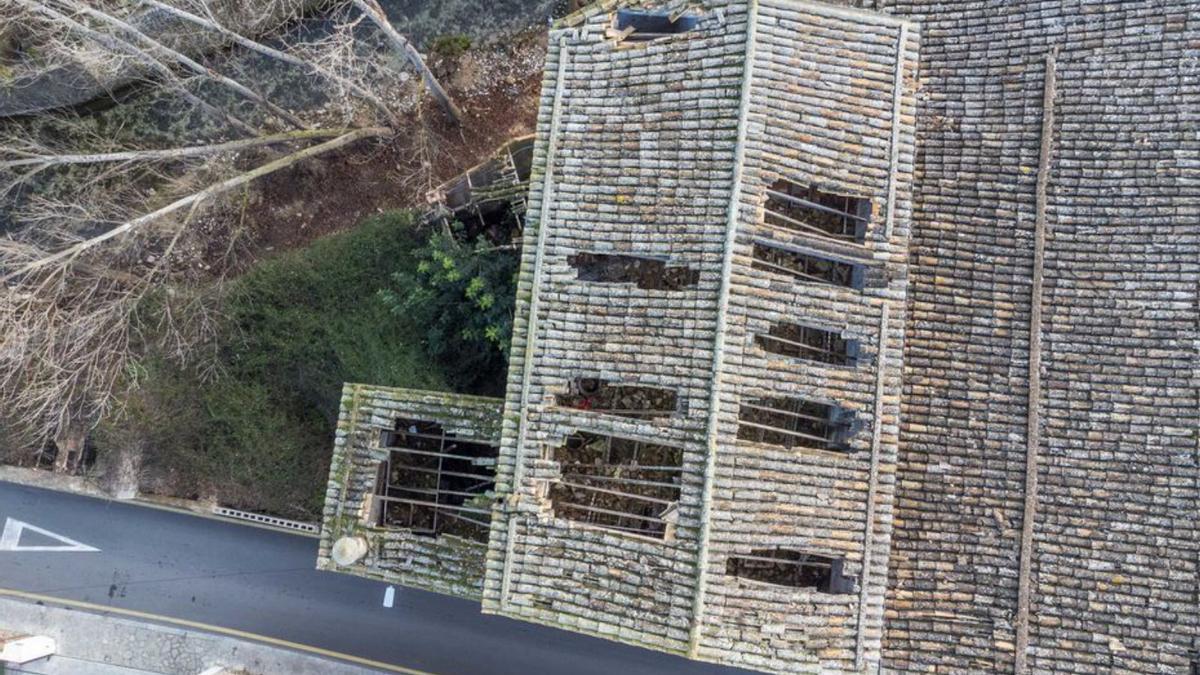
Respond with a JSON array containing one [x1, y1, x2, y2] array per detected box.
[[244, 29, 547, 255]]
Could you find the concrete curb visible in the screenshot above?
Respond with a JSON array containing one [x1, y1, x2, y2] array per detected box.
[[0, 466, 319, 539], [0, 465, 109, 500]]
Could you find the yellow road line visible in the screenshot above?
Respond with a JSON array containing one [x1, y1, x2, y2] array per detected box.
[[0, 587, 434, 675]]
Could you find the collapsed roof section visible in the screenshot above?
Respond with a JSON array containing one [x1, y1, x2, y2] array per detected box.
[[318, 384, 502, 600], [480, 1, 917, 672], [425, 136, 536, 239]]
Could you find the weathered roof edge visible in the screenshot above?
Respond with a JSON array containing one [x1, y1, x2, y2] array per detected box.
[[340, 382, 505, 409], [555, 0, 634, 28], [555, 0, 914, 31]]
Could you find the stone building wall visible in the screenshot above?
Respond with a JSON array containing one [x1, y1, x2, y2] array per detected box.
[[318, 384, 503, 600]]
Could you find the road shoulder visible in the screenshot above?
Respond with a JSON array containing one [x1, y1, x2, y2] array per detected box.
[[0, 592, 403, 674]]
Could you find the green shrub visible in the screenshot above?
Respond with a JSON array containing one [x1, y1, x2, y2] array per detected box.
[[103, 211, 451, 519], [430, 34, 472, 60], [380, 228, 517, 394], [224, 211, 444, 420], [102, 211, 521, 519]]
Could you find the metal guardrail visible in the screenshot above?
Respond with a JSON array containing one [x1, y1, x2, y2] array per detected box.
[[211, 507, 319, 534]]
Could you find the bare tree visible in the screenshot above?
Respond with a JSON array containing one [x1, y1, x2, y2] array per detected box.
[[55, 0, 311, 130], [348, 0, 462, 125], [138, 0, 405, 127], [0, 0, 461, 469]]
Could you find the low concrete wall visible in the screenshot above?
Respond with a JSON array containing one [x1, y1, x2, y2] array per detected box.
[[0, 466, 319, 539], [0, 598, 378, 675], [0, 465, 109, 500]]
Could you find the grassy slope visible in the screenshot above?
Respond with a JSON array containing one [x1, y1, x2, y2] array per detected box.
[[106, 212, 445, 519]]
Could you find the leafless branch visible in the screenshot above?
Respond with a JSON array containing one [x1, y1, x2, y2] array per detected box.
[[50, 0, 309, 130], [1, 128, 348, 170], [139, 0, 405, 128], [12, 0, 260, 135], [7, 126, 390, 281], [349, 0, 464, 125]]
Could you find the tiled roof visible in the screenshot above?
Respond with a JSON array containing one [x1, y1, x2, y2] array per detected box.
[[482, 1, 917, 671]]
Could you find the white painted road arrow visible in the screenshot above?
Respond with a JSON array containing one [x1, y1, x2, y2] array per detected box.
[[0, 517, 99, 552]]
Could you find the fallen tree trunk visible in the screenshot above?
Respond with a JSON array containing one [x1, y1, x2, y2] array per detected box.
[[1, 128, 346, 170], [7, 126, 391, 280], [350, 0, 463, 125]]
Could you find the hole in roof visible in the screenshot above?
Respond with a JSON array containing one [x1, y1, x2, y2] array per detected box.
[[764, 179, 872, 244], [737, 396, 861, 452], [614, 9, 700, 41], [555, 378, 679, 420], [374, 417, 498, 543], [568, 252, 699, 291], [548, 430, 683, 539], [751, 241, 865, 289], [756, 322, 860, 367], [727, 549, 857, 594]]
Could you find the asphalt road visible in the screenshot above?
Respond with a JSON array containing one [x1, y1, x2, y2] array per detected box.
[[0, 481, 753, 675]]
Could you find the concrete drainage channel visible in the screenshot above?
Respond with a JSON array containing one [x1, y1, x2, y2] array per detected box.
[[210, 507, 319, 535]]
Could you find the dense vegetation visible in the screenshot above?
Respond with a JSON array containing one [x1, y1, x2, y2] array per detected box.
[[381, 228, 518, 394], [97, 211, 516, 519]]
